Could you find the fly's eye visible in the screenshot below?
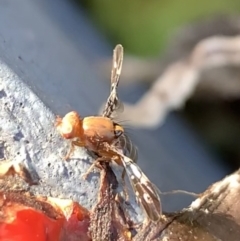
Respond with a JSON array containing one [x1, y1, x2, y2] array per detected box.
[[114, 129, 123, 138], [114, 123, 124, 138]]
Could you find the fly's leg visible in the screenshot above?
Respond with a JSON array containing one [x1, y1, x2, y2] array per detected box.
[[81, 157, 107, 180], [121, 168, 126, 180], [64, 142, 75, 160], [114, 193, 143, 230], [64, 140, 84, 160], [121, 169, 129, 202]]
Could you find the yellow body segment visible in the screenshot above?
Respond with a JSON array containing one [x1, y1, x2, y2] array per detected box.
[[83, 116, 123, 142], [82, 116, 123, 156]]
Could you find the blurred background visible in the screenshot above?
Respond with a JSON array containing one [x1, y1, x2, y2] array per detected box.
[[80, 0, 240, 169], [76, 0, 240, 209], [81, 0, 239, 55], [1, 0, 240, 212]]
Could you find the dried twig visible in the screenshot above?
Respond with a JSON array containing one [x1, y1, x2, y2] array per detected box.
[[89, 162, 132, 241]]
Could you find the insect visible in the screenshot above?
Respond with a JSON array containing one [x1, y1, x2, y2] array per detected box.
[[57, 46, 123, 157], [56, 44, 162, 222], [56, 45, 137, 164]]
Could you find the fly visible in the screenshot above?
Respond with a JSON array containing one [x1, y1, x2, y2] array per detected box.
[[56, 44, 162, 222]]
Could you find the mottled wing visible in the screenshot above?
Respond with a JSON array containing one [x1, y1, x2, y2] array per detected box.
[[111, 44, 123, 89], [102, 45, 138, 165], [123, 156, 162, 222], [102, 44, 124, 118], [113, 147, 162, 222]]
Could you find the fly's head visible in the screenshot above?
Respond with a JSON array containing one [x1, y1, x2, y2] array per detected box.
[[55, 111, 83, 139]]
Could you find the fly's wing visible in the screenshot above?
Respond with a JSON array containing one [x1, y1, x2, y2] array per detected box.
[[123, 156, 162, 222], [102, 44, 124, 118], [102, 45, 138, 164], [112, 147, 162, 222], [110, 44, 123, 91]]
